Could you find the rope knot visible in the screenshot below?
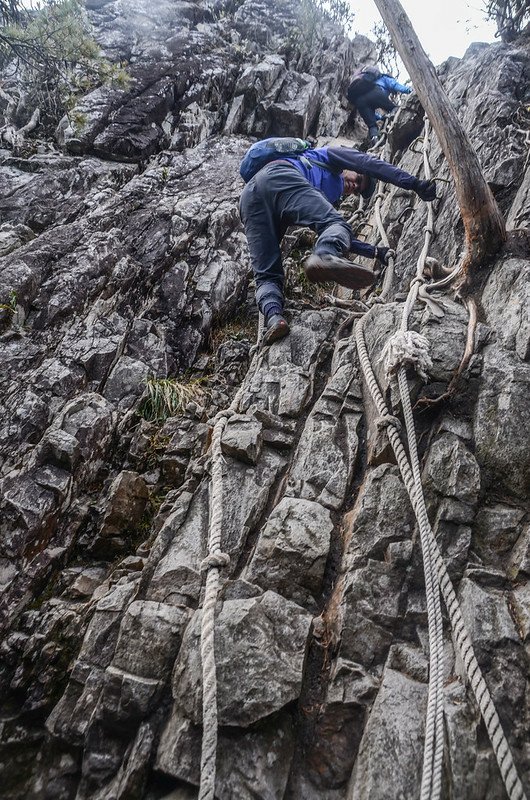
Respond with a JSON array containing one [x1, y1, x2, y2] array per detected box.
[[410, 276, 426, 288], [200, 551, 230, 573], [375, 413, 402, 432], [212, 408, 236, 427], [381, 330, 433, 381]]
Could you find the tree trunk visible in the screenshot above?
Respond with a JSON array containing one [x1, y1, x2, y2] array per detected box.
[[373, 0, 506, 280]]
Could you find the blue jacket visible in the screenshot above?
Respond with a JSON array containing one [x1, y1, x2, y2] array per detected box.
[[375, 75, 411, 95], [283, 145, 418, 204], [282, 145, 419, 258]]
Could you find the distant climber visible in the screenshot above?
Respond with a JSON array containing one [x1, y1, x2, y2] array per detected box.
[[239, 142, 437, 345], [347, 66, 412, 144]]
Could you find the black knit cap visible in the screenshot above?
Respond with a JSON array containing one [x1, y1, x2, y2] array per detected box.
[[361, 174, 376, 200]]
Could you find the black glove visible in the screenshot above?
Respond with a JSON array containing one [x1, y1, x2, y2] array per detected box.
[[415, 179, 437, 202], [375, 246, 395, 266]]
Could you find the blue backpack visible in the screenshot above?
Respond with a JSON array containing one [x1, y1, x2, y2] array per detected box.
[[240, 137, 341, 182]]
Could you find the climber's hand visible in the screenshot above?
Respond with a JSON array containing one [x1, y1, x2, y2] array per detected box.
[[376, 246, 395, 266], [415, 179, 437, 202]]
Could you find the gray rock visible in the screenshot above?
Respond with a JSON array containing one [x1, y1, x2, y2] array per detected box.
[[482, 257, 530, 361], [508, 522, 530, 579], [112, 600, 191, 679], [474, 345, 530, 499], [337, 560, 407, 667], [99, 471, 149, 538], [510, 582, 530, 643], [244, 496, 333, 603], [458, 576, 520, 651], [68, 567, 108, 598], [507, 162, 530, 232], [172, 590, 312, 726], [286, 337, 363, 510], [343, 465, 414, 567], [472, 503, 525, 566], [221, 413, 263, 464], [157, 705, 295, 799], [348, 668, 427, 800], [423, 432, 481, 505], [269, 72, 320, 137]]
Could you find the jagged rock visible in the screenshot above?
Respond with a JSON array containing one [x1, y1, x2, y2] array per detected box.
[[112, 600, 191, 679], [68, 566, 108, 598], [148, 448, 287, 604], [482, 257, 530, 360], [472, 503, 525, 566], [348, 667, 427, 800], [507, 162, 530, 231], [474, 345, 530, 499], [508, 522, 530, 579], [0, 0, 529, 795], [221, 413, 263, 464], [244, 496, 333, 604], [337, 559, 408, 667], [268, 72, 320, 137], [343, 464, 414, 568], [157, 705, 296, 798], [99, 471, 149, 538], [172, 590, 312, 727], [286, 336, 363, 510]]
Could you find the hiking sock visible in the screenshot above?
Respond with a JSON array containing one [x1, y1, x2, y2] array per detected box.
[[263, 301, 283, 321]]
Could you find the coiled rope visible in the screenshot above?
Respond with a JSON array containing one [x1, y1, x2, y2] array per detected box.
[[356, 118, 526, 800], [199, 313, 264, 800]]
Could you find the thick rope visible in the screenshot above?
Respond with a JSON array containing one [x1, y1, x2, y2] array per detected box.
[[356, 317, 526, 800], [369, 117, 445, 800], [199, 312, 264, 800], [355, 117, 526, 800]]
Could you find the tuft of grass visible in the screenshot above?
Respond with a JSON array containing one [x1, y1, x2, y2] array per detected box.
[[0, 289, 17, 314], [139, 377, 207, 424], [208, 311, 257, 354]]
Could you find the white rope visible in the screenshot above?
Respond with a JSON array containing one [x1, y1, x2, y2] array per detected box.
[[371, 109, 402, 301], [355, 117, 526, 800], [356, 316, 527, 800], [199, 311, 264, 800], [381, 330, 433, 382]]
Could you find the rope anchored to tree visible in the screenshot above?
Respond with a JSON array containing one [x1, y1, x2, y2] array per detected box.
[[356, 117, 527, 800]]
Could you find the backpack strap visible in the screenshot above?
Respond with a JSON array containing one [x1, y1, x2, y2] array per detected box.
[[298, 155, 342, 175]]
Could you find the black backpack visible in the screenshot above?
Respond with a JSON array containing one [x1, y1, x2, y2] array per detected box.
[[347, 66, 382, 103]]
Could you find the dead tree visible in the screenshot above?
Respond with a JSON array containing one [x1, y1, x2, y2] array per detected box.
[[373, 0, 506, 281]]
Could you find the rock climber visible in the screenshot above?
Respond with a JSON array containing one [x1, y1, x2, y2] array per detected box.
[[239, 144, 437, 345], [347, 66, 412, 144]]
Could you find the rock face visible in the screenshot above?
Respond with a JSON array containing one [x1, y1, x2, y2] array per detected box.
[[0, 0, 529, 798]]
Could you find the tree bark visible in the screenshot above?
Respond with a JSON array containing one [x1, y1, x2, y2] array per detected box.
[[373, 0, 506, 280]]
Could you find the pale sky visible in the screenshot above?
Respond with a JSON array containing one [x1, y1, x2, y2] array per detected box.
[[352, 0, 498, 67]]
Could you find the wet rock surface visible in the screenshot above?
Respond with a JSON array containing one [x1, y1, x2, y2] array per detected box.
[[0, 0, 529, 797]]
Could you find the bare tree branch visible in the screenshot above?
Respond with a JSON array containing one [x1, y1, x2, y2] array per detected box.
[[373, 0, 506, 282]]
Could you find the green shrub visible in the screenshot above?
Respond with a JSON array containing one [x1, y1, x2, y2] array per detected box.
[[0, 0, 130, 131]]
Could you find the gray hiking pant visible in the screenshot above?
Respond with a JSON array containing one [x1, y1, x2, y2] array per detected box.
[[239, 162, 352, 313]]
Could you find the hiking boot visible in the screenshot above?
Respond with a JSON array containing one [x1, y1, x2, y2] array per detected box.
[[304, 253, 375, 290], [262, 313, 290, 346]]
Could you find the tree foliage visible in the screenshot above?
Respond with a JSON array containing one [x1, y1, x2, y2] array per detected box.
[[484, 0, 530, 41], [0, 0, 129, 136], [370, 20, 400, 77], [292, 0, 355, 50]]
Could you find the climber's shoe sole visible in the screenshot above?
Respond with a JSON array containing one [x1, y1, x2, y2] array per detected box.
[[262, 314, 290, 346], [304, 254, 375, 290]]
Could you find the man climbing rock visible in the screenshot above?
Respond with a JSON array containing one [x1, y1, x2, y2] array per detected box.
[[347, 67, 412, 143], [239, 143, 437, 345]]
